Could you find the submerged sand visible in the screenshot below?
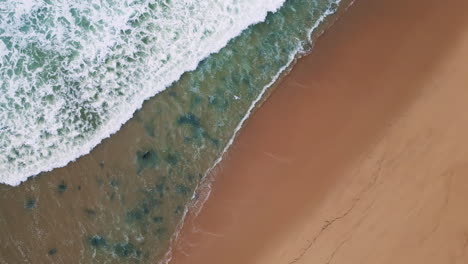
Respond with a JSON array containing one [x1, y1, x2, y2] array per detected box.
[[169, 0, 468, 263]]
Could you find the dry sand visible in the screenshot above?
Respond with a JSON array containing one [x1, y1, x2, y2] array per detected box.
[[169, 0, 468, 263]]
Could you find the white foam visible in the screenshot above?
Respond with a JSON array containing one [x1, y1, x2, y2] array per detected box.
[[0, 0, 288, 186]]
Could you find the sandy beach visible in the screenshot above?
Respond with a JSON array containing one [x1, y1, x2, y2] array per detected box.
[[169, 0, 468, 263]]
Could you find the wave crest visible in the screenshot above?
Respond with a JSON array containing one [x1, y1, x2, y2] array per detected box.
[[0, 0, 286, 186]]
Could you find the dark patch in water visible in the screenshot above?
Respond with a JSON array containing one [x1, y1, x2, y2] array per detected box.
[[84, 208, 96, 217], [136, 149, 158, 173], [210, 137, 220, 147], [142, 151, 153, 160], [187, 174, 195, 182], [48, 248, 57, 255], [25, 198, 36, 209], [190, 95, 203, 109], [110, 179, 119, 188], [175, 205, 183, 215], [127, 194, 161, 224], [207, 90, 229, 111], [126, 209, 143, 222], [177, 113, 200, 127], [154, 182, 165, 198], [57, 181, 67, 193], [168, 91, 177, 97], [175, 184, 191, 196], [144, 121, 155, 137], [113, 242, 140, 258], [141, 201, 150, 215], [202, 131, 220, 147], [155, 227, 167, 239], [164, 153, 178, 165], [89, 235, 107, 249], [99, 161, 105, 168], [152, 216, 163, 223], [77, 185, 81, 190]]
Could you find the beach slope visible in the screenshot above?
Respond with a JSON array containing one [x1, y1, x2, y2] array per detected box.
[[170, 0, 468, 263]]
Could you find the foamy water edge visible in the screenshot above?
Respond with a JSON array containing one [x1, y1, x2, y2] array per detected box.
[[158, 1, 345, 263], [1, 0, 287, 186]]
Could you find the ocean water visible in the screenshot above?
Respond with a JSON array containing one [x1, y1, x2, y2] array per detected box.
[[0, 0, 287, 186], [0, 0, 341, 263]]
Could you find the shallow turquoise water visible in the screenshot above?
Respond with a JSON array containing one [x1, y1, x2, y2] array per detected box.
[[0, 0, 286, 185], [0, 0, 340, 263]]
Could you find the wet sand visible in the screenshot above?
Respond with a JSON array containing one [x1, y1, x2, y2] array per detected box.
[[169, 0, 468, 263]]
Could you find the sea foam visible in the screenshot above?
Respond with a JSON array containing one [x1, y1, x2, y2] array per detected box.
[[0, 0, 286, 186]]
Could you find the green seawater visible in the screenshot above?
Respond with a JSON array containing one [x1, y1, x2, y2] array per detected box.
[[0, 0, 339, 263]]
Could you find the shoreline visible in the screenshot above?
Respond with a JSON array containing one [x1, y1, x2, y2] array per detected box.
[[0, 1, 349, 263], [169, 0, 468, 263], [0, 0, 289, 187], [159, 1, 353, 262]]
